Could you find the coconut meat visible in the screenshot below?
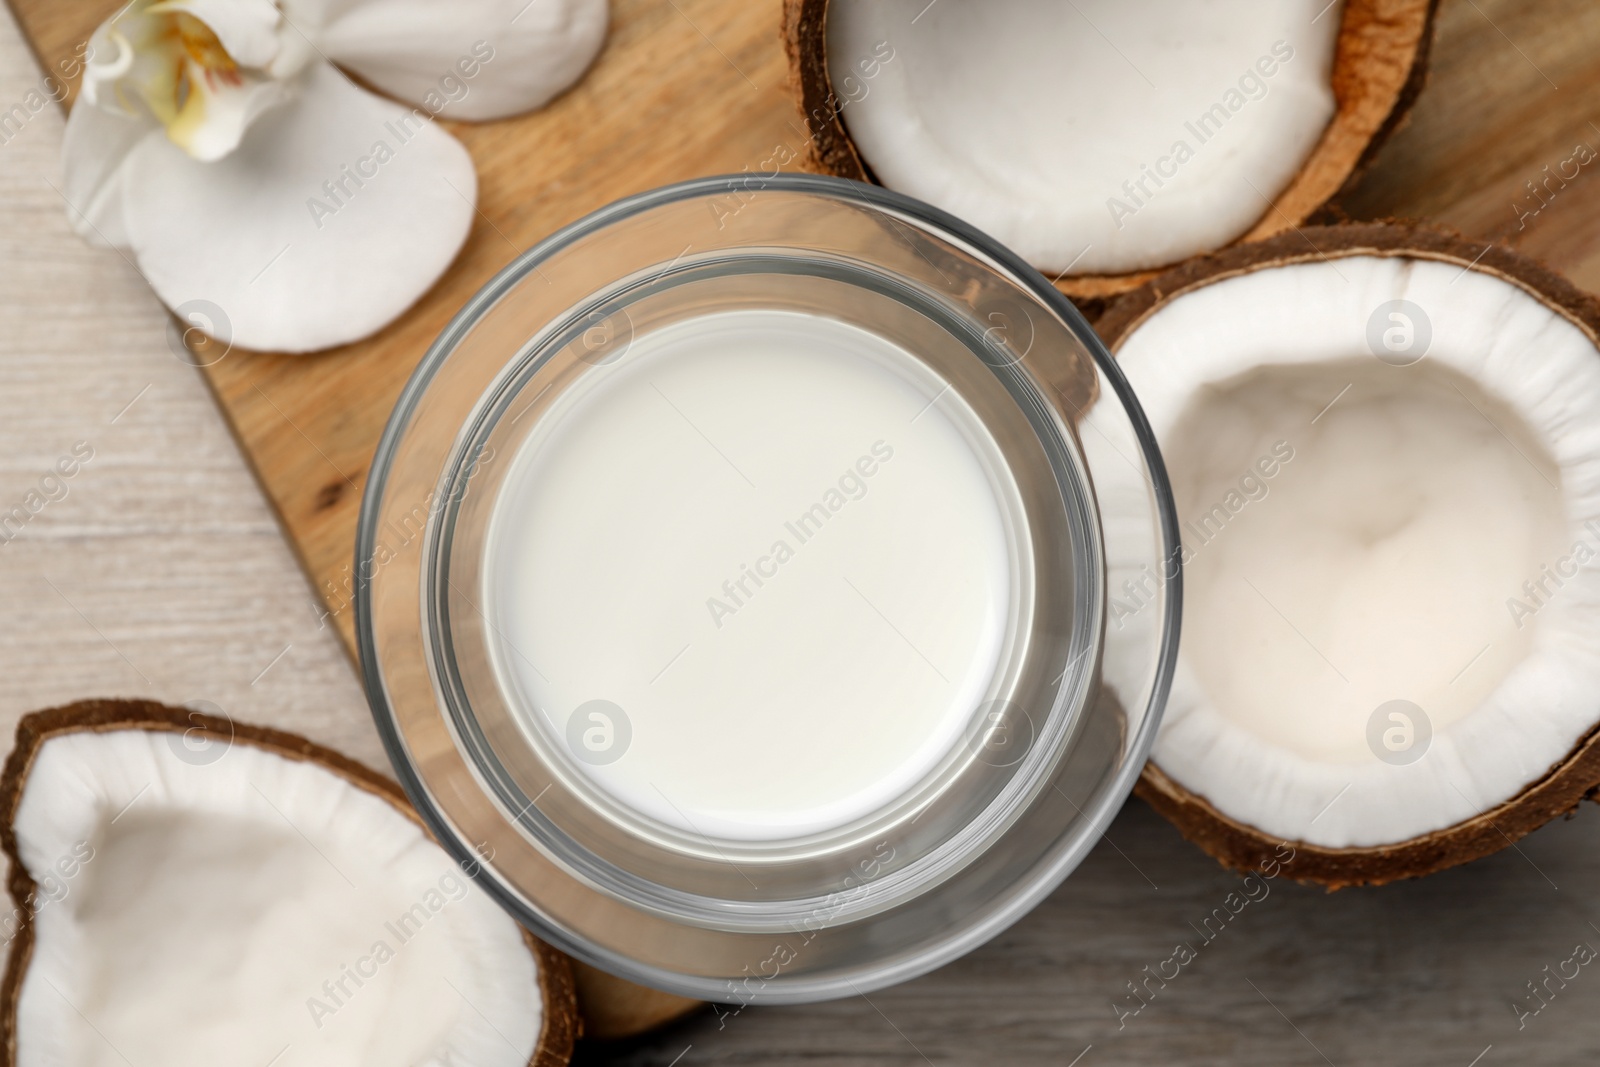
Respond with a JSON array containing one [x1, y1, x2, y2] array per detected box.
[[827, 0, 1341, 275], [1100, 256, 1600, 848], [12, 729, 542, 1067]]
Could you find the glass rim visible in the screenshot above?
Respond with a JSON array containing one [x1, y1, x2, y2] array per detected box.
[[354, 172, 1183, 1000]]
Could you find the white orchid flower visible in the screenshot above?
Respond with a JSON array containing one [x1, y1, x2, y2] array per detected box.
[[62, 0, 607, 353]]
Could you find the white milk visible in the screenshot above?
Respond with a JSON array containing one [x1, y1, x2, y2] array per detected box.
[[484, 309, 1030, 841]]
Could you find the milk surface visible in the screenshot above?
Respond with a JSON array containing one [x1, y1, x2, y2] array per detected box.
[[484, 310, 1028, 840]]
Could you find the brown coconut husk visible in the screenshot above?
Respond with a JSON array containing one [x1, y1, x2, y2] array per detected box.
[[1097, 223, 1600, 888], [0, 699, 581, 1065], [783, 0, 1440, 313]]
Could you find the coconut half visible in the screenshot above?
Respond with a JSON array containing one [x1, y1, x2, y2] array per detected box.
[[0, 700, 578, 1066], [1090, 224, 1600, 887], [784, 0, 1436, 304]]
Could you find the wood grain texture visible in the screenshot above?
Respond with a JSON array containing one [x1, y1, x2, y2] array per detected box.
[[573, 798, 1600, 1066], [2, 0, 707, 1039], [0, 0, 381, 774], [15, 0, 1600, 674], [5, 0, 809, 666], [10, 0, 1600, 1061]]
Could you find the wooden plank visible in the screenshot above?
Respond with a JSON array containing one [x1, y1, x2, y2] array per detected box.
[[16, 0, 1600, 672], [12, 0, 1600, 1059], [7, 0, 798, 1038], [1339, 0, 1600, 291], [584, 799, 1600, 1066], [6, 0, 807, 662], [0, 0, 387, 777]]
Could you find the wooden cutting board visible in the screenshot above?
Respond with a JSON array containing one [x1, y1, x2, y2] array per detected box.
[[12, 0, 1600, 1043], [8, 0, 768, 1034], [9, 0, 808, 664]]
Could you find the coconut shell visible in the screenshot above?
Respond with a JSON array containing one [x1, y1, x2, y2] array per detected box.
[[782, 0, 1439, 308], [0, 698, 581, 1066], [1096, 222, 1600, 888]]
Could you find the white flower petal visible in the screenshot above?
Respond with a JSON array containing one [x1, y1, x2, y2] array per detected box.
[[80, 23, 136, 110], [76, 0, 299, 162], [149, 0, 283, 69], [277, 0, 332, 37], [61, 99, 155, 248], [316, 0, 607, 121], [266, 30, 320, 81], [119, 63, 476, 353]]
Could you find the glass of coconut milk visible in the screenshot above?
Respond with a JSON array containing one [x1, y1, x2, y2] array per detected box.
[[357, 174, 1180, 1001]]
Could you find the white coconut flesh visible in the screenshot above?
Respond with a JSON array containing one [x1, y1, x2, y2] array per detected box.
[[1102, 255, 1600, 849], [826, 0, 1342, 275], [12, 730, 543, 1067]]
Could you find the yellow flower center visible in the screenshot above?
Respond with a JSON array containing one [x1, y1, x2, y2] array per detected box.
[[162, 12, 241, 119]]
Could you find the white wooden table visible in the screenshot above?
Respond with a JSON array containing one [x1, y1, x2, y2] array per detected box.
[[0, 2, 385, 770], [6, 5, 1600, 1065]]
